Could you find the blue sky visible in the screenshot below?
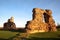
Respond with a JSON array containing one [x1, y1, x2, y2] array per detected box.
[[0, 0, 60, 28]]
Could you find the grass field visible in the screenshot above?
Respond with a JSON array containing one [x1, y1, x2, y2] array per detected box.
[[27, 31, 60, 40], [28, 31, 60, 38], [0, 30, 19, 40], [0, 28, 60, 40]]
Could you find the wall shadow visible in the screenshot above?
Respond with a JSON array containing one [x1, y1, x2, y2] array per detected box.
[[0, 38, 8, 40], [26, 37, 60, 40]]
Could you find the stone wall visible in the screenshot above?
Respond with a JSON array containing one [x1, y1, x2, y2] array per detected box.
[[25, 8, 57, 33], [3, 17, 16, 30]]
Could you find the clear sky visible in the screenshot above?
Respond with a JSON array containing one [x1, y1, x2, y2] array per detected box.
[[0, 0, 60, 28]]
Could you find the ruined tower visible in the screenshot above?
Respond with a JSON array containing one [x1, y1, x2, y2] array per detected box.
[[25, 8, 57, 33], [3, 16, 16, 30]]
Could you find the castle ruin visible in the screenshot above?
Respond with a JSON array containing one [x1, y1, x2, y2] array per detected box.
[[25, 8, 57, 33]]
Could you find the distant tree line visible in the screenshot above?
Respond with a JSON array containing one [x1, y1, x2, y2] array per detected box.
[[57, 23, 60, 28]]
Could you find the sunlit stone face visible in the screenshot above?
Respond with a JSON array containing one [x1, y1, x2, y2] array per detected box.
[[10, 16, 14, 23], [26, 8, 57, 33]]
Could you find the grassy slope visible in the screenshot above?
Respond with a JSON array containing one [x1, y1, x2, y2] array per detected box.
[[0, 30, 19, 39], [28, 31, 60, 38], [26, 29, 60, 40], [0, 28, 60, 40]]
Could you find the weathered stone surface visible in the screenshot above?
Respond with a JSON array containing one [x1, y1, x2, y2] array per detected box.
[[25, 8, 57, 33], [3, 17, 16, 30], [44, 10, 57, 31]]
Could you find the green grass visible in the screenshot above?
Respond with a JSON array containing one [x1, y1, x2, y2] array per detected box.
[[0, 30, 19, 39], [26, 31, 60, 40], [28, 31, 60, 38], [27, 28, 60, 38], [0, 29, 60, 40], [26, 28, 60, 40]]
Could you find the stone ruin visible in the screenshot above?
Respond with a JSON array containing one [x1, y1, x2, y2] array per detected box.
[[3, 16, 16, 30], [25, 8, 57, 33]]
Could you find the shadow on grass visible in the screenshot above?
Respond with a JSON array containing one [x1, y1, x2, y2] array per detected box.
[[0, 38, 60, 40], [10, 29, 26, 33], [1, 29, 26, 33], [26, 37, 60, 40], [0, 38, 8, 40], [0, 35, 18, 40]]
